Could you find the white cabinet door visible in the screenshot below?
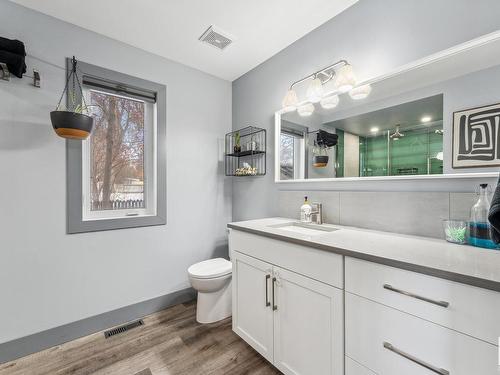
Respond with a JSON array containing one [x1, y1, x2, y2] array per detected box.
[[232, 251, 274, 362], [273, 266, 344, 375]]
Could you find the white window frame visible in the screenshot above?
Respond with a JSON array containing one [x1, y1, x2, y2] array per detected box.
[[280, 131, 306, 180], [293, 136, 305, 180], [81, 88, 158, 221]]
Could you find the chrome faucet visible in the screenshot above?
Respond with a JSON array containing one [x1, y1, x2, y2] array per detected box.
[[310, 203, 323, 224]]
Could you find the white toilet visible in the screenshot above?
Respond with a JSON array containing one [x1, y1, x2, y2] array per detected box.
[[188, 258, 232, 324]]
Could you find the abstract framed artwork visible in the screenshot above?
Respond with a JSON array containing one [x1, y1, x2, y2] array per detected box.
[[452, 102, 500, 168]]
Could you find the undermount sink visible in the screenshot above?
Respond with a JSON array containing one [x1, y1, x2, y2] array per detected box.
[[269, 222, 339, 236]]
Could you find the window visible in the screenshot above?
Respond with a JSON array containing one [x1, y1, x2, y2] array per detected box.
[[280, 128, 305, 180], [67, 59, 166, 233], [82, 89, 155, 220]]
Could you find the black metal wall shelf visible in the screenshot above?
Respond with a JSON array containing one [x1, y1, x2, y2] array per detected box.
[[226, 150, 266, 158], [225, 126, 266, 176]]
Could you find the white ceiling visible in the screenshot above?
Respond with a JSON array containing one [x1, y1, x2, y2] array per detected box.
[[9, 0, 358, 81]]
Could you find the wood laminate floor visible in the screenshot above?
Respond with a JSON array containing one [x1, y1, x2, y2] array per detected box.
[[0, 301, 281, 375]]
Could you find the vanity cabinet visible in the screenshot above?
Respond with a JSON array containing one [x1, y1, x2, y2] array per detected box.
[[229, 222, 500, 375], [345, 258, 500, 375], [230, 231, 344, 375]]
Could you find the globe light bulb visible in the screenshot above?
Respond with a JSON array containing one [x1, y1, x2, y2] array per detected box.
[[335, 64, 356, 93], [281, 89, 298, 112], [320, 95, 339, 109], [297, 102, 314, 117], [306, 78, 324, 103]]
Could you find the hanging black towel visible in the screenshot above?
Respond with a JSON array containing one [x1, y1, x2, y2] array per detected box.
[[317, 130, 338, 147], [0, 36, 26, 56], [0, 50, 26, 78], [488, 175, 500, 243]]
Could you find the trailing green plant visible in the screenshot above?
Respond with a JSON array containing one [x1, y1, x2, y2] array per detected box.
[[55, 91, 97, 114]]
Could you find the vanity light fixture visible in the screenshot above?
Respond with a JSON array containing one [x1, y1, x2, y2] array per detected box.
[[421, 115, 432, 123], [281, 59, 358, 115], [349, 84, 372, 100], [297, 102, 314, 117], [320, 94, 339, 109]]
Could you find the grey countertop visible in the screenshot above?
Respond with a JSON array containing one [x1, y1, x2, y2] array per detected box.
[[228, 218, 500, 292]]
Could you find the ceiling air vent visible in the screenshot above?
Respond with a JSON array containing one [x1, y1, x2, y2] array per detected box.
[[199, 25, 233, 51]]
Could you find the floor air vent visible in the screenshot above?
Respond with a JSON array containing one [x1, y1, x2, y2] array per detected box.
[[104, 319, 144, 338]]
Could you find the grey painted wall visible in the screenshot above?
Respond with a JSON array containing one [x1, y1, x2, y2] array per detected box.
[[0, 1, 231, 344], [232, 0, 500, 221]]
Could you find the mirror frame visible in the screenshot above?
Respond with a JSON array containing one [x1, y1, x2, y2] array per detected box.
[[274, 31, 500, 184]]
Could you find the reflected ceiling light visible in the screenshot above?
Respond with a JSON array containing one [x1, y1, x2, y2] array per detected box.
[[435, 151, 444, 161], [297, 103, 314, 117], [370, 126, 379, 133], [335, 63, 356, 93], [282, 89, 298, 112], [421, 115, 432, 123], [306, 77, 324, 103], [320, 94, 339, 109], [349, 84, 372, 100]]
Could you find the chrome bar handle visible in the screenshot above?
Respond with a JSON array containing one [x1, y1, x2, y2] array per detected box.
[[265, 274, 271, 307], [272, 277, 278, 311], [383, 342, 449, 375], [383, 284, 449, 308]]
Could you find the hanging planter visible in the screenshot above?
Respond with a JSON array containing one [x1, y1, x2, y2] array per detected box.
[[50, 56, 94, 140], [313, 154, 329, 168], [311, 130, 338, 168]]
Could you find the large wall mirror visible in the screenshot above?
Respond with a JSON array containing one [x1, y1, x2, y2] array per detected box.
[[275, 32, 500, 182]]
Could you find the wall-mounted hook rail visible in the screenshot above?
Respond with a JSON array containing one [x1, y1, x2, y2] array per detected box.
[[0, 64, 41, 87], [33, 69, 40, 87], [0, 62, 10, 81]]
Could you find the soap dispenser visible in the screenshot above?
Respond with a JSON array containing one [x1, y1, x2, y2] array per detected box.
[[300, 196, 312, 223], [469, 184, 498, 249]]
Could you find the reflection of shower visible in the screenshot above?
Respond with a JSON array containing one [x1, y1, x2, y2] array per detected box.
[[389, 124, 405, 140]]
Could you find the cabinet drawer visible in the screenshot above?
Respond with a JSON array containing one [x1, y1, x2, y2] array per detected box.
[[346, 293, 498, 375], [345, 257, 500, 345], [345, 357, 376, 375], [230, 230, 343, 288]]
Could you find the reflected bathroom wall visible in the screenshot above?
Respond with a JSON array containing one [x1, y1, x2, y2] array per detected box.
[[279, 94, 444, 179], [356, 122, 444, 177]]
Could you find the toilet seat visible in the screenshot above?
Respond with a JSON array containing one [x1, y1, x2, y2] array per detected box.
[[188, 258, 232, 279]]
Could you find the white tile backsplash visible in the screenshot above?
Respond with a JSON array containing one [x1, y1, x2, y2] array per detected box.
[[339, 192, 449, 238], [275, 190, 478, 239]]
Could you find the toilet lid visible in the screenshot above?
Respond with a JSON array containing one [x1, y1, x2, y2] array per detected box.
[[188, 258, 232, 279]]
